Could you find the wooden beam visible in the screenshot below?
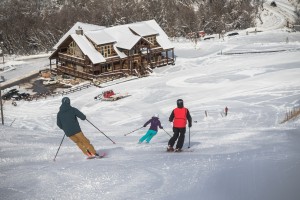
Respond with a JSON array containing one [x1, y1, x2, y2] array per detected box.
[[166, 50, 169, 64], [172, 49, 175, 64]]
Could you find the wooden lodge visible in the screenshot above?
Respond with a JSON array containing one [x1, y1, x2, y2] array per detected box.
[[49, 20, 175, 82]]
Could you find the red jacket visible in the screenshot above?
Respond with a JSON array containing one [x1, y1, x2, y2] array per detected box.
[[170, 107, 192, 128]]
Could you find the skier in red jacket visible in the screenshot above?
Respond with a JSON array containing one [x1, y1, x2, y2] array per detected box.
[[167, 99, 192, 152]]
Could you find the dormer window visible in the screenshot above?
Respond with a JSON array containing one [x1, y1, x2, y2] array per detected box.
[[99, 44, 112, 58]]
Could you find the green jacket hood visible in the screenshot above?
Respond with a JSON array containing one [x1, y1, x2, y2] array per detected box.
[[60, 97, 71, 112]]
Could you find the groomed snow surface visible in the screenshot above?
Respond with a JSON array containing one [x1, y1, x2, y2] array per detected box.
[[1, 28, 300, 200]]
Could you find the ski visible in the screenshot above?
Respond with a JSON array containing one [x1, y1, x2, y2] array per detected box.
[[87, 152, 106, 159], [166, 149, 194, 153]]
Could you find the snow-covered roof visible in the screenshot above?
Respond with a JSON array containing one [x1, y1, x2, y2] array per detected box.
[[113, 44, 127, 59], [129, 23, 158, 37], [84, 30, 116, 45], [117, 35, 141, 50], [144, 20, 174, 49], [104, 25, 142, 50], [53, 22, 105, 49], [52, 20, 174, 62], [71, 34, 106, 64]]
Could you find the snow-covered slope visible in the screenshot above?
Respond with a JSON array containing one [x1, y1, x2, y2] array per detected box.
[[1, 1, 300, 199], [257, 0, 298, 30], [1, 29, 300, 200]]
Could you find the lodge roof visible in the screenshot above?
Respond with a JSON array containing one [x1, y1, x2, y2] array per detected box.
[[50, 20, 174, 64], [85, 30, 116, 45], [53, 22, 105, 49], [129, 23, 158, 37], [71, 34, 106, 64], [103, 25, 142, 50], [144, 20, 174, 50]]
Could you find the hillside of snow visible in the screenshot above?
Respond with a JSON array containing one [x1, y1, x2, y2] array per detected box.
[[1, 1, 300, 200], [257, 0, 298, 30]]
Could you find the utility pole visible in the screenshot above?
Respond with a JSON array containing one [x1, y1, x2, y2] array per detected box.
[[0, 42, 3, 64], [0, 85, 4, 125]]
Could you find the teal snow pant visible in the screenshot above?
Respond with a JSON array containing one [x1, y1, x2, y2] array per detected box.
[[139, 129, 157, 143]]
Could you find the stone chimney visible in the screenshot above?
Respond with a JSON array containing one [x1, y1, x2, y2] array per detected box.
[[76, 26, 83, 35]]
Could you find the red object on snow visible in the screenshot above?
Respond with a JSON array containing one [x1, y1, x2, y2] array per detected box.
[[198, 31, 205, 37], [103, 90, 115, 98]]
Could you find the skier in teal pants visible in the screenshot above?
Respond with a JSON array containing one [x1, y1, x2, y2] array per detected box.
[[139, 114, 163, 143]]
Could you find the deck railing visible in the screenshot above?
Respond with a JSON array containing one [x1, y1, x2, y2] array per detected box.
[[58, 53, 86, 65], [57, 66, 92, 80], [56, 65, 130, 82], [150, 58, 174, 68]]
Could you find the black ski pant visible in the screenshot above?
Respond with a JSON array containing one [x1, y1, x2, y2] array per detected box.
[[168, 127, 186, 149]]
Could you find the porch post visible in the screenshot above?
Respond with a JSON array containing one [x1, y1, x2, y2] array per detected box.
[[172, 48, 175, 64], [0, 86, 4, 125], [130, 56, 132, 75], [166, 50, 169, 64], [92, 63, 94, 74]]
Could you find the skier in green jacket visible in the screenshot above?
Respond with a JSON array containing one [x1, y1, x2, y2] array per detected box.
[[57, 97, 98, 158]]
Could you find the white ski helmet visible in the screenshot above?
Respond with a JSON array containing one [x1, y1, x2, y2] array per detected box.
[[154, 114, 159, 118]]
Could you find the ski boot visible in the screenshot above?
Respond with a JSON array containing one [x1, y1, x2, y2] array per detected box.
[[167, 146, 174, 152]]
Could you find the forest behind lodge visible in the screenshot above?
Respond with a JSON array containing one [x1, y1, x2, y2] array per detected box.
[[0, 0, 264, 55]]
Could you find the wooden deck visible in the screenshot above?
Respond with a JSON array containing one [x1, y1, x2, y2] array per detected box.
[[54, 65, 130, 83]]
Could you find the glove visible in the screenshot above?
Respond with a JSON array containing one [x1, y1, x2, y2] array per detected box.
[[188, 123, 192, 128], [143, 125, 146, 127]]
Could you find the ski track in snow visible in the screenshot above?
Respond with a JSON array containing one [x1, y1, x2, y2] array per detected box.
[[258, 0, 297, 30]]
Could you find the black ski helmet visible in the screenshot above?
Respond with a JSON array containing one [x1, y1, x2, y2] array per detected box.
[[62, 97, 70, 105], [177, 99, 184, 108]]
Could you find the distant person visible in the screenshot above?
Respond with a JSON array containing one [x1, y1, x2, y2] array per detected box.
[[139, 114, 163, 143], [225, 106, 228, 116], [167, 99, 192, 152], [57, 97, 99, 158]]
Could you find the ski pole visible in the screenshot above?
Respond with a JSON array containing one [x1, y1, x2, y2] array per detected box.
[[162, 128, 172, 137], [86, 119, 116, 144], [53, 134, 66, 162], [188, 127, 191, 148], [124, 126, 144, 136]]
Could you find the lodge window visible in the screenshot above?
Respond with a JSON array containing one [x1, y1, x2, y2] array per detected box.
[[60, 47, 67, 53], [102, 64, 112, 72], [107, 64, 112, 71], [99, 44, 112, 58], [133, 48, 139, 54], [68, 41, 76, 55], [131, 49, 139, 55], [68, 41, 82, 57], [146, 36, 156, 46]]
